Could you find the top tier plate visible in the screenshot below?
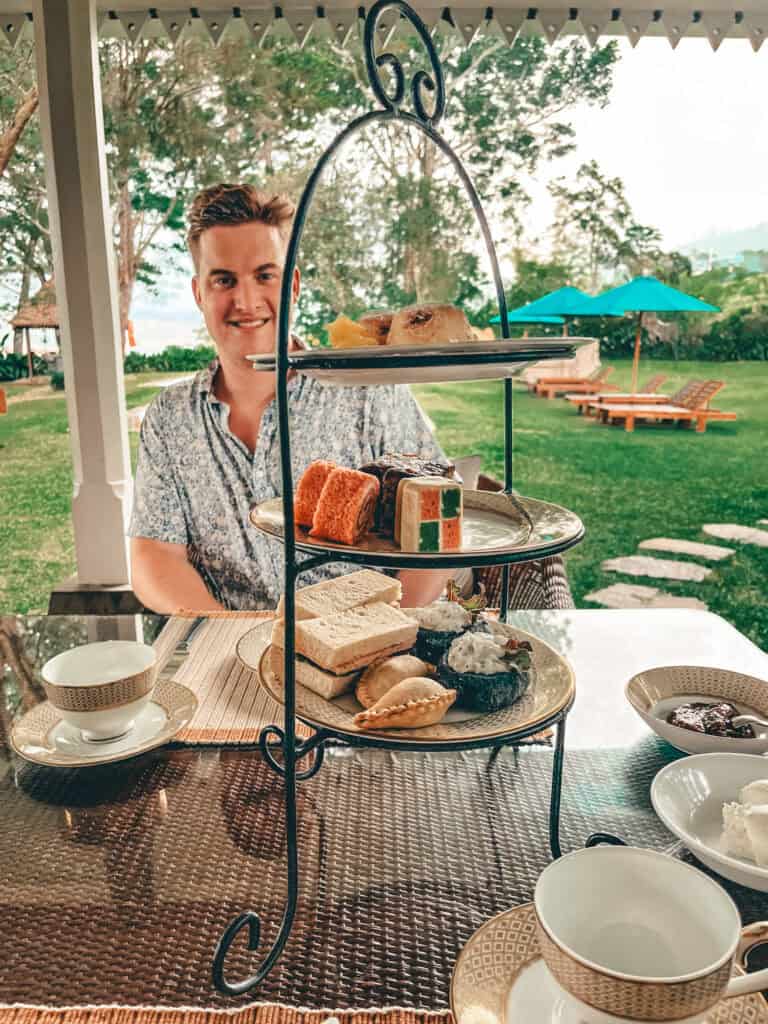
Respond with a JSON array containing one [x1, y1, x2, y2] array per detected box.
[[247, 337, 594, 386]]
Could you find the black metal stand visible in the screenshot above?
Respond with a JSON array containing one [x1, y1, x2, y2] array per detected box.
[[212, 0, 592, 996]]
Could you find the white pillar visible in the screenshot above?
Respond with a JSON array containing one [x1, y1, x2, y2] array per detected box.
[[33, 0, 132, 585]]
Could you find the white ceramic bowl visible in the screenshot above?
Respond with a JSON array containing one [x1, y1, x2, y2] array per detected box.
[[42, 641, 157, 741], [651, 752, 768, 892], [625, 665, 768, 755]]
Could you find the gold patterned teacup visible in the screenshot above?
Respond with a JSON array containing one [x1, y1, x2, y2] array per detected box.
[[534, 846, 768, 1023], [42, 641, 157, 741]]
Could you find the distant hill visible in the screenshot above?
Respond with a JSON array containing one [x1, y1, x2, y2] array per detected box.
[[681, 223, 768, 260]]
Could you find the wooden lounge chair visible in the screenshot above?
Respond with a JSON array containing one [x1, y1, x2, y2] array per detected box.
[[567, 374, 669, 415], [592, 380, 736, 433], [535, 366, 616, 400], [529, 366, 599, 393]]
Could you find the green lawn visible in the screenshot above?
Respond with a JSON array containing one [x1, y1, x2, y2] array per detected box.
[[414, 359, 768, 651], [1, 361, 766, 652], [0, 373, 181, 613]]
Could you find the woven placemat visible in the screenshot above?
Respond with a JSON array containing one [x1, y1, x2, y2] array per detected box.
[[153, 614, 311, 745], [152, 614, 551, 748]]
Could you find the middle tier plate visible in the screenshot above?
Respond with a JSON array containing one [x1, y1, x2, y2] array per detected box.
[[246, 337, 593, 386], [250, 489, 585, 568], [237, 620, 575, 747]]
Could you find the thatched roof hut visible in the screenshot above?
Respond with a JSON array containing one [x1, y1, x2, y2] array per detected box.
[[10, 280, 58, 330]]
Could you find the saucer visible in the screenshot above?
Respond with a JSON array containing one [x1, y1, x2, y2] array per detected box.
[[10, 679, 198, 767], [450, 903, 768, 1024]]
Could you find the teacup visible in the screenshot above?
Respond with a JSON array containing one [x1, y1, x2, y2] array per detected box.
[[42, 641, 157, 741], [534, 845, 768, 1023]]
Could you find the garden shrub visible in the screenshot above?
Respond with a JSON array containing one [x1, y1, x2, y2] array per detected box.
[[50, 371, 65, 391], [123, 344, 215, 374], [0, 353, 50, 380]]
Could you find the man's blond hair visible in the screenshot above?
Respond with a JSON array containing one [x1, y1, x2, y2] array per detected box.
[[187, 183, 295, 269]]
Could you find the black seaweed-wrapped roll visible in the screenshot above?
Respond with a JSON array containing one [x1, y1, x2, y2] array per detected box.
[[439, 630, 533, 712], [405, 601, 473, 664]]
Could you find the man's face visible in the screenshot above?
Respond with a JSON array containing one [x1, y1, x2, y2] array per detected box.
[[191, 221, 300, 360]]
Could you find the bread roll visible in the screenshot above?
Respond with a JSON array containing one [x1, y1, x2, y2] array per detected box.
[[388, 304, 473, 346], [359, 311, 393, 345]]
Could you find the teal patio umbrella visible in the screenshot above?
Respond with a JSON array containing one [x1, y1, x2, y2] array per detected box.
[[508, 285, 593, 320], [571, 276, 719, 393], [493, 286, 592, 337], [489, 308, 564, 339], [489, 310, 565, 325]]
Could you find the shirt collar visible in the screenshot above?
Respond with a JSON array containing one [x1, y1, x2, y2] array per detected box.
[[198, 335, 309, 405]]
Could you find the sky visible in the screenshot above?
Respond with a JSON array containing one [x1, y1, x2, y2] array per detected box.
[[543, 35, 768, 251], [6, 34, 768, 355]]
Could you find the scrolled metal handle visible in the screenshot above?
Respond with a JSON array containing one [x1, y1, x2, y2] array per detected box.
[[259, 724, 328, 781], [259, 724, 287, 777], [364, 0, 445, 125], [212, 912, 262, 996], [585, 832, 627, 848]]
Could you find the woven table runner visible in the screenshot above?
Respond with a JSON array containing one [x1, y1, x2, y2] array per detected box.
[[0, 1009, 449, 1024], [152, 613, 312, 745]]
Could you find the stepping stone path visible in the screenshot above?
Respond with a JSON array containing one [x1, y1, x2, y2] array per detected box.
[[589, 519, 767, 610], [638, 537, 734, 561], [585, 583, 707, 611], [702, 524, 768, 548], [601, 555, 712, 582]]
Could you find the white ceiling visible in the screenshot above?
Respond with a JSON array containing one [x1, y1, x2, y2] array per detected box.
[[1, 3, 767, 50]]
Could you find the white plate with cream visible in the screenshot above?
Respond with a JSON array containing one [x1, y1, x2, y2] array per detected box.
[[652, 753, 768, 892]]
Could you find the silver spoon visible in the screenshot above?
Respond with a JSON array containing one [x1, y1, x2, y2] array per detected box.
[[732, 713, 768, 730]]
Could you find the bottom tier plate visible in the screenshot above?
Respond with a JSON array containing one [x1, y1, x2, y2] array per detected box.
[[236, 620, 574, 747]]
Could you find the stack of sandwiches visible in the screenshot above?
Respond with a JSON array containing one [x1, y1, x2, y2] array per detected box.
[[270, 570, 418, 699]]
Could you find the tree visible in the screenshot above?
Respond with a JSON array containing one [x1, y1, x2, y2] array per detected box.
[[303, 29, 619, 325], [0, 42, 38, 180], [549, 160, 689, 290]]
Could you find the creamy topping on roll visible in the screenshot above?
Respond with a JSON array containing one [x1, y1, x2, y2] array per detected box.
[[410, 601, 471, 632], [447, 631, 510, 674]]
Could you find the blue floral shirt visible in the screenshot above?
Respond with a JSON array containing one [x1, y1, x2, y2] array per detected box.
[[128, 359, 445, 609]]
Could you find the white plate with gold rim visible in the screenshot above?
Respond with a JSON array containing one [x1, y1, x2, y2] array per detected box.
[[10, 678, 198, 768], [236, 619, 574, 746], [250, 489, 584, 565], [246, 337, 594, 387], [450, 903, 768, 1024]]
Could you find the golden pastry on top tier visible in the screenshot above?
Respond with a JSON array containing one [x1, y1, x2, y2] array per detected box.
[[387, 303, 473, 347], [359, 310, 394, 345]]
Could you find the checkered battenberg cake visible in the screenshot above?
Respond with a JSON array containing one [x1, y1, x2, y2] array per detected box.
[[395, 476, 463, 553]]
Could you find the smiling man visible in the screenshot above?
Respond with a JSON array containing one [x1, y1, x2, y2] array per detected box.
[[128, 183, 453, 613]]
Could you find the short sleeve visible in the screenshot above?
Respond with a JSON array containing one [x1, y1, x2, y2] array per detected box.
[[367, 384, 447, 462], [128, 395, 189, 545]]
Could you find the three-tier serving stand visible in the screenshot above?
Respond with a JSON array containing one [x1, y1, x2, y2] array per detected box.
[[212, 1, 590, 995]]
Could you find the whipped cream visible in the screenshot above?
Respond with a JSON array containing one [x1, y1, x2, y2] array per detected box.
[[721, 778, 768, 866], [447, 631, 512, 674], [410, 601, 471, 632]]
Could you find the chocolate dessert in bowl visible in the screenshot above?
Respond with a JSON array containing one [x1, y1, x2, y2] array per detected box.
[[41, 641, 157, 742]]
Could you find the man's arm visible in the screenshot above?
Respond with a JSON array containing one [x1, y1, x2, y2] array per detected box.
[[398, 568, 454, 608], [131, 538, 224, 614]]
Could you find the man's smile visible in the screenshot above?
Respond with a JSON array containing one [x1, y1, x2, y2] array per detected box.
[[226, 316, 271, 329]]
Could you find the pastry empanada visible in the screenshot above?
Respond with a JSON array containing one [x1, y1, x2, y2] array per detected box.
[[356, 654, 432, 709], [353, 677, 456, 730]]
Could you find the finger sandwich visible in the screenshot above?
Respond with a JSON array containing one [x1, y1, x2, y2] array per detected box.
[[275, 569, 401, 621], [270, 601, 418, 700]]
